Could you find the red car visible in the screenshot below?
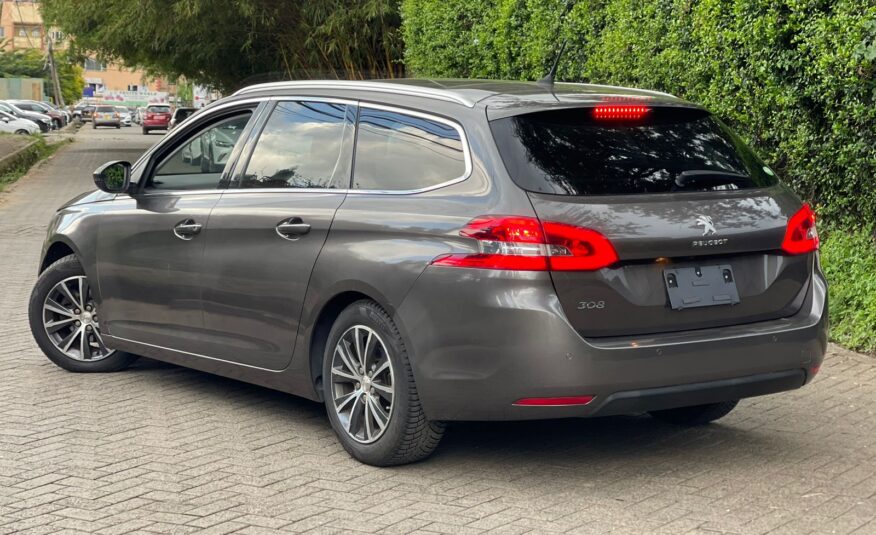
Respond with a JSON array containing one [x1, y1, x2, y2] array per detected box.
[[141, 104, 172, 134]]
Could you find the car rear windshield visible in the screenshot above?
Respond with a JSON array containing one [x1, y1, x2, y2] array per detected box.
[[96, 106, 115, 112], [148, 105, 170, 113], [490, 107, 778, 196]]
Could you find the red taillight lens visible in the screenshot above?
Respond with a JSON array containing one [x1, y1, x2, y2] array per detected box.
[[593, 105, 651, 120], [146, 113, 153, 120], [542, 221, 619, 271], [781, 204, 819, 255], [513, 395, 595, 406], [460, 216, 544, 243], [432, 216, 618, 271]]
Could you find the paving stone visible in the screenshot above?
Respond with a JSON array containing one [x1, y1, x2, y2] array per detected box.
[[0, 126, 874, 534]]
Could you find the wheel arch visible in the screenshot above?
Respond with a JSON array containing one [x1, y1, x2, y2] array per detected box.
[[308, 290, 375, 400], [40, 239, 79, 273]]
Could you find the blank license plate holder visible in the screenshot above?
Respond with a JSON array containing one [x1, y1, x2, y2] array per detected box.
[[663, 265, 740, 310]]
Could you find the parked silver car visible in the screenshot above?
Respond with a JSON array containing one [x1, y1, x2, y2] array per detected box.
[[28, 80, 827, 466], [92, 105, 121, 128]]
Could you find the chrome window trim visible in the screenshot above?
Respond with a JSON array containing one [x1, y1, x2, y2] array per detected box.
[[131, 97, 473, 197], [222, 188, 347, 195], [349, 102, 472, 195], [134, 189, 227, 198], [232, 80, 476, 108]]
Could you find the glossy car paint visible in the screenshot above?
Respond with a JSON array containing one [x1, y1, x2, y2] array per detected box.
[[37, 80, 828, 420], [142, 107, 171, 130]]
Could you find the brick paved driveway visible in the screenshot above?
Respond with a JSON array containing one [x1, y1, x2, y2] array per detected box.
[[0, 126, 874, 535]]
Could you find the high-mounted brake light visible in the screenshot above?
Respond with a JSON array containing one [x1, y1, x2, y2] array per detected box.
[[781, 204, 819, 255], [593, 105, 651, 120], [431, 216, 619, 271]]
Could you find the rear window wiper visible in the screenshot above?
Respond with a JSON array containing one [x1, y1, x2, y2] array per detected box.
[[673, 170, 753, 191]]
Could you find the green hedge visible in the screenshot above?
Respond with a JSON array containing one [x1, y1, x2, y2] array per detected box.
[[401, 0, 876, 227], [820, 228, 876, 354]]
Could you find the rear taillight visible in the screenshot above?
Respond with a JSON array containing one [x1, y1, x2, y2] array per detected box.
[[431, 215, 619, 271], [146, 113, 154, 120], [781, 204, 819, 255], [593, 105, 651, 120]]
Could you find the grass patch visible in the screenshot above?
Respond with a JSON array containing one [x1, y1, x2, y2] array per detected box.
[[820, 226, 876, 355], [0, 136, 67, 193]]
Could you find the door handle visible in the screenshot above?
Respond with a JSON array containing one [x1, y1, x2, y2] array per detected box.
[[275, 217, 311, 240], [173, 219, 203, 240]]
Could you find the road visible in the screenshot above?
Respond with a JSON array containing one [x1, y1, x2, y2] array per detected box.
[[0, 124, 874, 534]]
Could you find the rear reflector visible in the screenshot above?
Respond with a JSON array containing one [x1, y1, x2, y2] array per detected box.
[[781, 204, 819, 255], [593, 105, 651, 120], [431, 215, 618, 272], [513, 395, 595, 407]]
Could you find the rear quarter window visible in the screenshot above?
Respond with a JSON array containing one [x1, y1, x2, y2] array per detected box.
[[490, 107, 778, 196], [352, 108, 467, 191]]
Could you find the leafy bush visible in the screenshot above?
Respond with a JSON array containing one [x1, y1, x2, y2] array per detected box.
[[820, 228, 876, 354], [401, 0, 876, 226], [0, 137, 65, 193]]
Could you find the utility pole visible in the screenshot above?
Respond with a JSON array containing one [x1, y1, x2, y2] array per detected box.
[[46, 37, 66, 108]]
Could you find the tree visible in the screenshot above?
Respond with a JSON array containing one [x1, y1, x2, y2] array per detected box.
[[40, 0, 403, 92], [0, 46, 85, 105]]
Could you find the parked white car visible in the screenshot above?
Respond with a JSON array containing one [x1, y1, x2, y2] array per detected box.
[[114, 106, 133, 127], [0, 111, 39, 135]]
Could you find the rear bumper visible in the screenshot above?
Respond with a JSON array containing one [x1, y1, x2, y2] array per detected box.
[[396, 264, 828, 421], [93, 119, 120, 126], [142, 121, 169, 128], [591, 369, 805, 417]]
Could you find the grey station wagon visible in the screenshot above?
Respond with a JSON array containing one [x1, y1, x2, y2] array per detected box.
[[29, 80, 828, 466]]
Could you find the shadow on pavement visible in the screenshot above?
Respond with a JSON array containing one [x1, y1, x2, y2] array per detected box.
[[123, 355, 783, 476]]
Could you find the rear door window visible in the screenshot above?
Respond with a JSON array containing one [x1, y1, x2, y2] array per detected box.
[[240, 101, 354, 189], [352, 108, 467, 191], [490, 107, 778, 196]]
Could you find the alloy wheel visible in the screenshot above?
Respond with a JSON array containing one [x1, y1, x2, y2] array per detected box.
[[42, 276, 114, 361], [330, 325, 395, 444]]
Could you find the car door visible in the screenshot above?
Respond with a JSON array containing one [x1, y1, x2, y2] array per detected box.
[[198, 99, 356, 370], [97, 105, 259, 355]]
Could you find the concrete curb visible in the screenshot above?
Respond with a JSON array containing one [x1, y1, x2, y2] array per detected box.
[[0, 138, 41, 175]]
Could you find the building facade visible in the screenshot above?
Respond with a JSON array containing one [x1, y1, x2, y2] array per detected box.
[[1, 0, 167, 105]]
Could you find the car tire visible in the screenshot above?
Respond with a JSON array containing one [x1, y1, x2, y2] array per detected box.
[[649, 400, 739, 426], [15, 129, 28, 135], [28, 254, 138, 373], [323, 300, 445, 466], [142, 128, 149, 135], [53, 119, 61, 129]]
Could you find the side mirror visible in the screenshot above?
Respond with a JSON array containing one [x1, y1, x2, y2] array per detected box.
[[1, 118, 8, 123], [93, 160, 132, 194]]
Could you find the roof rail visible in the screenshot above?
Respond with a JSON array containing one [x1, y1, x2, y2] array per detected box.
[[561, 82, 677, 99], [232, 80, 476, 108]]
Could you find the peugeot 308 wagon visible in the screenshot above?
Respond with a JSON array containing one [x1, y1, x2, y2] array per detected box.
[[29, 80, 828, 466]]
